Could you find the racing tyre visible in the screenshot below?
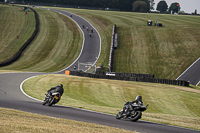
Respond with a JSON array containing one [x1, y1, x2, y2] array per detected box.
[[47, 97, 55, 106], [116, 111, 123, 119], [130, 111, 142, 122], [42, 101, 46, 105]]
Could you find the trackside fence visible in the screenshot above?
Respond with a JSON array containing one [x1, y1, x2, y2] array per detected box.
[[0, 7, 39, 67], [68, 71, 189, 87], [108, 24, 117, 72]]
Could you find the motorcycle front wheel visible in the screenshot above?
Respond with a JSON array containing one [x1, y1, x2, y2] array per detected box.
[[130, 111, 142, 122], [42, 101, 46, 105], [116, 111, 124, 119]]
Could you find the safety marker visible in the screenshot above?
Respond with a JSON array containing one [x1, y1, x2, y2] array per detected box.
[[65, 70, 70, 75]]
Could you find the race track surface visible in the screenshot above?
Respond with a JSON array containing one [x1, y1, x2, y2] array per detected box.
[[0, 8, 199, 133], [51, 9, 101, 73], [177, 58, 200, 86]]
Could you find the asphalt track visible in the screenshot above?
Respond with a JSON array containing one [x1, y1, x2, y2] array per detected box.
[[0, 9, 199, 133], [51, 9, 101, 74], [177, 57, 200, 86]]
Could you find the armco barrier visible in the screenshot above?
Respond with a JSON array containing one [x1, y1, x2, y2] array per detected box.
[[0, 8, 39, 67], [96, 71, 154, 79], [68, 71, 189, 87]]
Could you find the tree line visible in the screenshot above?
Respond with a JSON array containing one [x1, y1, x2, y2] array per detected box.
[[156, 0, 180, 14], [10, 0, 154, 12], [155, 0, 198, 15]]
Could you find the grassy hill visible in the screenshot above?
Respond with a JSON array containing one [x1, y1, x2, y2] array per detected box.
[[0, 5, 82, 72], [0, 5, 35, 62], [1, 6, 200, 80]]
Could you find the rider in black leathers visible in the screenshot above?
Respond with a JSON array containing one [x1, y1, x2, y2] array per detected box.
[[123, 95, 143, 116], [47, 84, 64, 96], [131, 95, 143, 106]]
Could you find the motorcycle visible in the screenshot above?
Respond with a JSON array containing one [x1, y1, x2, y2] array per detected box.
[[42, 91, 61, 106], [116, 101, 149, 121]]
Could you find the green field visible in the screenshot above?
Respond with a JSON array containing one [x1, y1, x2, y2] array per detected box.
[[23, 74, 200, 130]]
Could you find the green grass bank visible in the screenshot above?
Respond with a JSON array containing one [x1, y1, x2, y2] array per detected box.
[[0, 4, 35, 62], [0, 6, 82, 72]]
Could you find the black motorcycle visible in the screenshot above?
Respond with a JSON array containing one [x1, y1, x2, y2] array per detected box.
[[42, 91, 61, 106], [116, 101, 149, 121]]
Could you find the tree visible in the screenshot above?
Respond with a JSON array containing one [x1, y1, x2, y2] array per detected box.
[[149, 0, 155, 10], [169, 2, 181, 14], [119, 0, 133, 11], [156, 0, 168, 13], [132, 1, 148, 12], [194, 9, 197, 15], [140, 0, 150, 12]]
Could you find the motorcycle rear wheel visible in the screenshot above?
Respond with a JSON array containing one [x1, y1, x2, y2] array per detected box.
[[130, 111, 142, 122], [47, 97, 55, 106], [42, 101, 46, 105]]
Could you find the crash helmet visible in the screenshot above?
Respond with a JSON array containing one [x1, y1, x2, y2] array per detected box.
[[136, 95, 142, 101], [58, 84, 63, 88]]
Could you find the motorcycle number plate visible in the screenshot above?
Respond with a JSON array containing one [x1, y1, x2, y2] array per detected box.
[[54, 96, 59, 99]]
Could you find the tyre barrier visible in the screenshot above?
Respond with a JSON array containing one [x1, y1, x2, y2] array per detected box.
[[108, 24, 117, 72], [68, 71, 189, 87], [0, 8, 39, 67]]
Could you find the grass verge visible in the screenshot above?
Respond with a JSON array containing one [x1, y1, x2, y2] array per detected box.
[[0, 7, 82, 72], [23, 74, 200, 131], [0, 107, 135, 133]]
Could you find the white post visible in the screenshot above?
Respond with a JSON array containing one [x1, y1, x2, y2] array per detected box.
[[156, 18, 157, 26]]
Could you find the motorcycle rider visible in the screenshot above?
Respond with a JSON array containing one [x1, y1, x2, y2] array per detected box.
[[132, 95, 143, 106], [47, 84, 64, 96], [123, 95, 143, 116], [43, 84, 64, 105]]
